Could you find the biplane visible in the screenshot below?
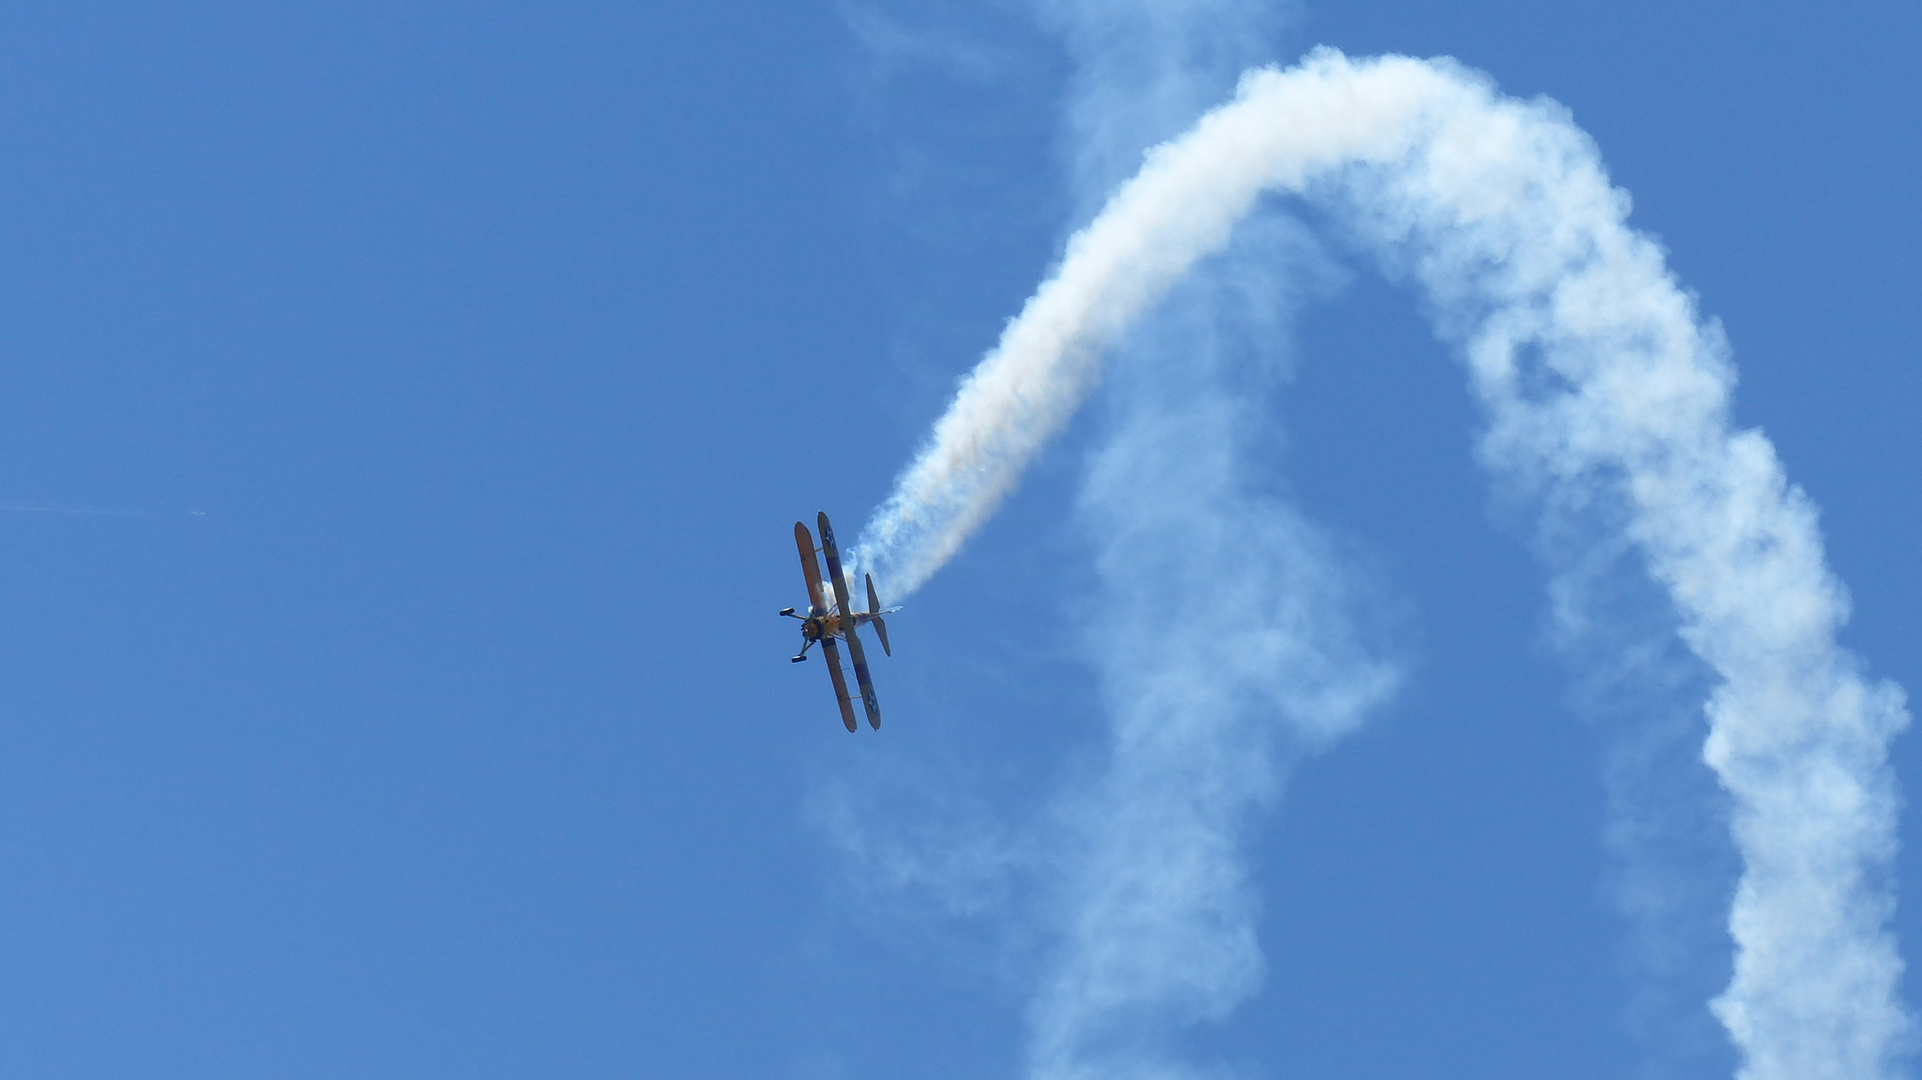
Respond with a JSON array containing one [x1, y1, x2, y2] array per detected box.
[[780, 511, 898, 731]]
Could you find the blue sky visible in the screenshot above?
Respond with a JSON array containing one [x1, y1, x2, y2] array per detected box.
[[0, 3, 1917, 1078]]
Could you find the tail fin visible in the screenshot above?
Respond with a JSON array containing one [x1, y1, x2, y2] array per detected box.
[[866, 574, 891, 656]]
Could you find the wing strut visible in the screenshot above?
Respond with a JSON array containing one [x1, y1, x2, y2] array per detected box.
[[818, 512, 881, 729]]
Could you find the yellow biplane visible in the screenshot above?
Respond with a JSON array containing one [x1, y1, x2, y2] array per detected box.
[[780, 512, 898, 731]]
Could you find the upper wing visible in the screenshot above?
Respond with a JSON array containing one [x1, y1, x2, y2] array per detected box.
[[819, 636, 858, 732], [818, 512, 881, 729], [816, 512, 853, 617], [794, 522, 829, 616]]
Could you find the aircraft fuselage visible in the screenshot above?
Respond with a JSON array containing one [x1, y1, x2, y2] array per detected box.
[[801, 611, 884, 644]]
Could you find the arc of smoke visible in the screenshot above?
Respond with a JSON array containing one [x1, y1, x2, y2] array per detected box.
[[852, 48, 1910, 1080], [847, 55, 1426, 599]]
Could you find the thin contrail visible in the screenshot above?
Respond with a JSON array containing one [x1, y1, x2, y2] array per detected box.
[[0, 504, 136, 515], [850, 49, 1909, 1080], [0, 504, 200, 517]]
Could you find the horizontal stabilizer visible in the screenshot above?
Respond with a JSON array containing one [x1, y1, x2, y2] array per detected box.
[[864, 574, 892, 655]]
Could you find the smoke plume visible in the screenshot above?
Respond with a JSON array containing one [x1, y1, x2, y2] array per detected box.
[[849, 48, 1909, 1079]]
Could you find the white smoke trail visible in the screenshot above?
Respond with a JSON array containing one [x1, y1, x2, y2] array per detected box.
[[853, 48, 1911, 1079], [1026, 243, 1399, 1080]]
